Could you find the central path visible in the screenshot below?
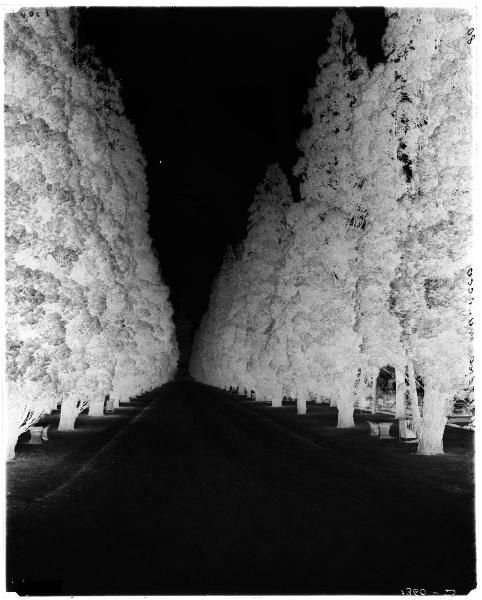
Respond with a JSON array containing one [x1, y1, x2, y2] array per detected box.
[[8, 381, 474, 595]]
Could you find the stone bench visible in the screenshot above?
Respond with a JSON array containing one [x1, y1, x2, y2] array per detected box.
[[282, 396, 296, 405], [367, 421, 393, 439], [27, 424, 50, 445], [378, 422, 393, 439]]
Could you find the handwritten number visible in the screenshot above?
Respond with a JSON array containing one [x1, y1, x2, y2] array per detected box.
[[401, 588, 452, 595]]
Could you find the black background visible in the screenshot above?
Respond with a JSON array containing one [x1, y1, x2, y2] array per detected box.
[[78, 7, 387, 327]]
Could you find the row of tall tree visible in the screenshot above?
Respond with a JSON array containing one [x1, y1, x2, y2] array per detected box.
[[190, 8, 473, 455], [5, 8, 178, 459]]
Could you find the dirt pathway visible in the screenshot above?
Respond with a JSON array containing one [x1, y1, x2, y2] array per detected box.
[[7, 381, 475, 595]]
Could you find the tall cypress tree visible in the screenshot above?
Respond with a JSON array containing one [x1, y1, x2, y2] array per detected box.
[[243, 165, 293, 405], [385, 8, 473, 454], [292, 10, 367, 427], [5, 9, 178, 449]]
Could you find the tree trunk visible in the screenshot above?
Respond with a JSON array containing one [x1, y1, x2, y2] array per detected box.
[[407, 359, 421, 422], [88, 398, 105, 417], [416, 379, 447, 456], [395, 366, 406, 418], [297, 396, 307, 415], [58, 400, 78, 431], [353, 367, 367, 410], [371, 367, 378, 414], [7, 436, 17, 460], [337, 393, 355, 428]]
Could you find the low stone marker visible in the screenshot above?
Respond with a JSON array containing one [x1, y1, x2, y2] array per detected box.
[[367, 421, 380, 436], [243, 388, 248, 396], [250, 390, 256, 400], [105, 397, 115, 413], [399, 418, 418, 443]]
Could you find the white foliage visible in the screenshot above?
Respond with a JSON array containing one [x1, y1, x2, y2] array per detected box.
[[189, 9, 472, 451], [5, 8, 178, 452]]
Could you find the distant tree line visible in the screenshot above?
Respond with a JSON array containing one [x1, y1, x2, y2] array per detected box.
[[190, 8, 473, 455], [5, 9, 178, 459]]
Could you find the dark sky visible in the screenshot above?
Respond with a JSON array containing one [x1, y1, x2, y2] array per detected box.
[[78, 7, 387, 328]]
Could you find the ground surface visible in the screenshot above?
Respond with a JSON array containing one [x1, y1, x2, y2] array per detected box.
[[7, 380, 475, 595]]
